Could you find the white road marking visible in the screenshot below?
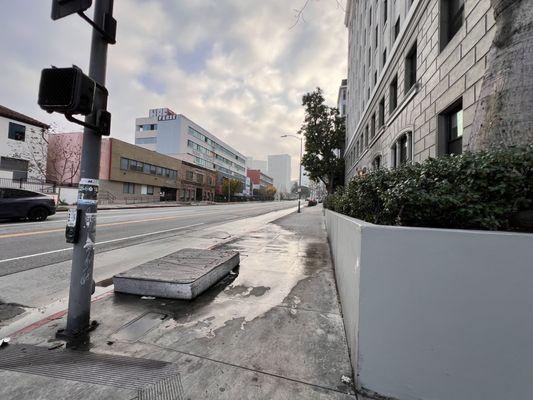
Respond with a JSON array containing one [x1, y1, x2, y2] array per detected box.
[[0, 203, 292, 230], [0, 222, 204, 264]]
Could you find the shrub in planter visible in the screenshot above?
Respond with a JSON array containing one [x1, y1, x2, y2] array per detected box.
[[325, 146, 533, 232]]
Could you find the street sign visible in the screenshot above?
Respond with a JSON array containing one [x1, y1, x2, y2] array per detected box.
[[52, 0, 92, 20]]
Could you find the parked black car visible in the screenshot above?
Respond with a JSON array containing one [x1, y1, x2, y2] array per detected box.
[[0, 188, 56, 221]]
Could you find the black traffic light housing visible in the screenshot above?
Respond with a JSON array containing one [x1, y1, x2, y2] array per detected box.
[[52, 0, 92, 20], [38, 66, 95, 115], [38, 66, 111, 136]]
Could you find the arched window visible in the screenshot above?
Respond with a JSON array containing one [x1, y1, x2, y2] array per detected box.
[[391, 132, 412, 168]]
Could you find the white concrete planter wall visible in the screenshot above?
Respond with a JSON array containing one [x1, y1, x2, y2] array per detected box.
[[325, 209, 533, 400]]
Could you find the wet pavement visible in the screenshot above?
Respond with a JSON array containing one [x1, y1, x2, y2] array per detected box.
[[1, 206, 358, 399]]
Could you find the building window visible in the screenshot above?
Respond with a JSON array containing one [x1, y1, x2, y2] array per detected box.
[[356, 140, 360, 157], [393, 17, 401, 42], [383, 0, 388, 23], [389, 75, 398, 113], [383, 48, 387, 67], [135, 137, 157, 145], [123, 182, 135, 194], [186, 170, 194, 181], [141, 185, 155, 195], [368, 47, 372, 65], [365, 126, 369, 147], [197, 174, 204, 184], [375, 25, 378, 48], [129, 160, 143, 172], [120, 157, 129, 170], [374, 71, 377, 85], [369, 6, 372, 25], [372, 155, 382, 170], [137, 124, 157, 131], [379, 98, 385, 127], [440, 0, 464, 50], [405, 42, 417, 92], [371, 114, 376, 139], [0, 157, 28, 180], [439, 100, 464, 155], [391, 132, 412, 167], [360, 133, 364, 153], [8, 122, 26, 141]]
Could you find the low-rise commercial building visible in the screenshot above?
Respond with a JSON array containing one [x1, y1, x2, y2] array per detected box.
[[246, 169, 274, 195], [47, 134, 216, 203], [179, 160, 216, 202]]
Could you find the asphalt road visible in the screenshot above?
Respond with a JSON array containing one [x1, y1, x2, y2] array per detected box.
[[0, 201, 297, 277]]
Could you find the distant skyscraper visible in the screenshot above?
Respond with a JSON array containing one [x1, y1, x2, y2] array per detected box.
[[267, 154, 291, 193], [246, 157, 267, 172]]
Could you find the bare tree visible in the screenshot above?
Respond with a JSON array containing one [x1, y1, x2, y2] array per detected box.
[[8, 127, 49, 181], [469, 0, 533, 151], [290, 0, 345, 29], [10, 126, 82, 201], [47, 133, 82, 202]]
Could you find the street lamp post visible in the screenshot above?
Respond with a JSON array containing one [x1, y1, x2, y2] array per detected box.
[[281, 134, 303, 213]]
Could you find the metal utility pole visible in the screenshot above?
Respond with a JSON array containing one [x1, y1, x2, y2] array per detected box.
[[297, 136, 302, 213], [64, 0, 114, 336], [281, 134, 303, 213]]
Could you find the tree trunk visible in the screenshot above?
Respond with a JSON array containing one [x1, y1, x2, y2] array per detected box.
[[469, 0, 533, 151]]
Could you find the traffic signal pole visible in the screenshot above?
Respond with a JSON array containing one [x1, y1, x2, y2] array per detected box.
[[63, 0, 113, 337]]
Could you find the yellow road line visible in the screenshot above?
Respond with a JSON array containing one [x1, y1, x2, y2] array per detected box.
[[0, 214, 194, 240]]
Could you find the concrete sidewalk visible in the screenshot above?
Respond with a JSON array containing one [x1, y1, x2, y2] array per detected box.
[[1, 206, 357, 399]]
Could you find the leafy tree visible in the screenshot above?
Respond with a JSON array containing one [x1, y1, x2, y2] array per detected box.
[[265, 184, 277, 199], [299, 88, 345, 194], [221, 178, 243, 196], [256, 185, 277, 200]]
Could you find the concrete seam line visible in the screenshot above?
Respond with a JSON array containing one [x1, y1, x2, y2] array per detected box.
[[143, 342, 355, 396]]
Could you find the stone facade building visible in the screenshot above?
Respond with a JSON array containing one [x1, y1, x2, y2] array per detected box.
[[344, 0, 496, 180]]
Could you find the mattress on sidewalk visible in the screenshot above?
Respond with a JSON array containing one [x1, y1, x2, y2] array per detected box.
[[113, 248, 239, 300]]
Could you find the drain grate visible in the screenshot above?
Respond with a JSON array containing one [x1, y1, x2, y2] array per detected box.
[[0, 344, 184, 399], [137, 374, 185, 400]]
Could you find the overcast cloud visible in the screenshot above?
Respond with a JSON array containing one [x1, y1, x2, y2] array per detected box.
[[0, 0, 347, 179]]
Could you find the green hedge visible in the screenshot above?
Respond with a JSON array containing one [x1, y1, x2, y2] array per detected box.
[[324, 146, 533, 231]]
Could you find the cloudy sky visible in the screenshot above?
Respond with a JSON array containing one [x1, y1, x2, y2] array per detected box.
[[0, 0, 347, 179]]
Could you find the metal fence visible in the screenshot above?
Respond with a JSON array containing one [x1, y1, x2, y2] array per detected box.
[[0, 178, 77, 194]]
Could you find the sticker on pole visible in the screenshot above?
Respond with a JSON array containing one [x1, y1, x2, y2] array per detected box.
[[78, 178, 99, 204], [66, 208, 77, 227]]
